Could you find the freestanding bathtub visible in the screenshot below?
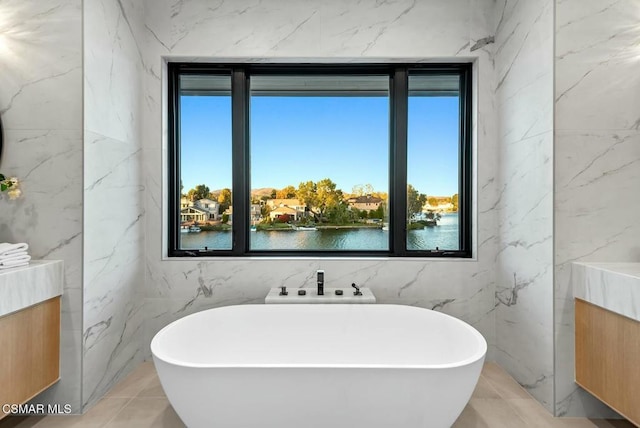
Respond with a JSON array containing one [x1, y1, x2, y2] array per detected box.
[[151, 304, 486, 428]]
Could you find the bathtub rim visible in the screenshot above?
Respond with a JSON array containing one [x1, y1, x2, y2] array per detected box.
[[151, 303, 487, 370]]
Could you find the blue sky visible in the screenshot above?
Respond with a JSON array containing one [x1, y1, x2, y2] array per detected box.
[[180, 94, 459, 196]]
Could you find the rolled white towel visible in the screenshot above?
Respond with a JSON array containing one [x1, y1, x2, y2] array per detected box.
[[0, 243, 29, 258], [0, 254, 31, 269]]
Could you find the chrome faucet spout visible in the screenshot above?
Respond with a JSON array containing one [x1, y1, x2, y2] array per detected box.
[[317, 270, 324, 296]]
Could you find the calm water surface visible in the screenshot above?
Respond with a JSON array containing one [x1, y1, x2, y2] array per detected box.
[[181, 213, 459, 251]]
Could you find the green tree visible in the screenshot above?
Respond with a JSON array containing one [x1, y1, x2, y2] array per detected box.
[[327, 203, 353, 224], [407, 184, 427, 220], [427, 196, 438, 207], [218, 188, 232, 212], [221, 213, 229, 224], [451, 193, 459, 211], [187, 184, 210, 201], [370, 203, 385, 220]]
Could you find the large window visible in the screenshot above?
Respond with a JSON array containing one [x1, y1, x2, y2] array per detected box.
[[169, 63, 471, 257]]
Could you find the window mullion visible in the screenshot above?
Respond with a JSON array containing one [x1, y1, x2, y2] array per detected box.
[[231, 69, 250, 255], [168, 63, 181, 256], [390, 68, 408, 256]]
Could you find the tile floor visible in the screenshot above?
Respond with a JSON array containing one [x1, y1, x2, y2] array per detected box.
[[0, 362, 634, 428]]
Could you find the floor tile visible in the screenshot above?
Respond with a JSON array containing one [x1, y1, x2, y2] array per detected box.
[[467, 398, 529, 428], [102, 398, 185, 428], [506, 399, 560, 428], [104, 362, 156, 399], [471, 375, 502, 399], [136, 375, 166, 398], [452, 403, 491, 428], [481, 362, 533, 399]]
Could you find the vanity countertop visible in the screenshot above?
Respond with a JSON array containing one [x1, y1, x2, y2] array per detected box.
[[572, 262, 640, 322], [0, 260, 64, 318]]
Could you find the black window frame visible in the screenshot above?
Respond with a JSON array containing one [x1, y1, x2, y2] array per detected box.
[[168, 62, 472, 258]]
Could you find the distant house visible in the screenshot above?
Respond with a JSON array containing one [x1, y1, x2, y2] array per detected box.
[[269, 206, 301, 222], [423, 198, 454, 212], [223, 206, 233, 224], [180, 197, 193, 210], [194, 198, 220, 221], [266, 198, 306, 211], [180, 206, 207, 223], [250, 204, 261, 224], [347, 195, 383, 212], [266, 198, 307, 220]]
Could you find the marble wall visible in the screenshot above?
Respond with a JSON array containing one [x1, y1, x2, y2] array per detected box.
[[0, 0, 83, 412], [82, 0, 146, 410], [493, 0, 555, 412], [554, 0, 640, 417], [140, 0, 501, 361]]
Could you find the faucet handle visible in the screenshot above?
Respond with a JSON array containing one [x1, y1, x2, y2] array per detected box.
[[351, 283, 362, 296], [279, 286, 288, 296]]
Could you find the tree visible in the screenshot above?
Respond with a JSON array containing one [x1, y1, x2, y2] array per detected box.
[[370, 203, 385, 220], [427, 197, 438, 207], [260, 204, 272, 222], [451, 193, 459, 211], [270, 189, 277, 199], [327, 203, 353, 224], [351, 183, 375, 197], [296, 180, 318, 214], [218, 188, 232, 212], [221, 213, 229, 224], [276, 185, 296, 199], [407, 184, 427, 220], [315, 178, 342, 220], [187, 184, 210, 201]]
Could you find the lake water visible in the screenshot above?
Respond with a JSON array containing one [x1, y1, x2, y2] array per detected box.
[[181, 213, 460, 251]]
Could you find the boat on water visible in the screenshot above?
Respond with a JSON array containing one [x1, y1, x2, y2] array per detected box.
[[381, 223, 389, 231], [294, 225, 317, 231], [182, 225, 202, 233], [250, 225, 257, 232]]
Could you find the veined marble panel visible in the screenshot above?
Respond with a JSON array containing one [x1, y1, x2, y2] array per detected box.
[[555, 0, 640, 131], [83, 132, 145, 408], [0, 0, 82, 131], [84, 0, 145, 143], [82, 0, 146, 411], [494, 0, 554, 413]]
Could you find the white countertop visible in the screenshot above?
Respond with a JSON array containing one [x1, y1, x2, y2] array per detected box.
[[266, 287, 376, 304], [572, 262, 640, 322], [0, 260, 64, 318]]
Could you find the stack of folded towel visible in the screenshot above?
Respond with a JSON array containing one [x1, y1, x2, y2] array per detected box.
[[0, 243, 31, 270]]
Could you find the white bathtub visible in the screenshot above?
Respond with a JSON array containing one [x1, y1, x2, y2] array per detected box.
[[151, 304, 486, 428]]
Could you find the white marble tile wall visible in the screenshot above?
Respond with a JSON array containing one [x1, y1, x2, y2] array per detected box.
[[82, 0, 146, 411], [0, 0, 83, 413], [554, 0, 640, 417], [140, 0, 501, 363], [493, 0, 555, 412]]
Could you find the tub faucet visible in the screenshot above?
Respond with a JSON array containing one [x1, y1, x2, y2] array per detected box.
[[352, 283, 362, 296], [317, 270, 324, 295]]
